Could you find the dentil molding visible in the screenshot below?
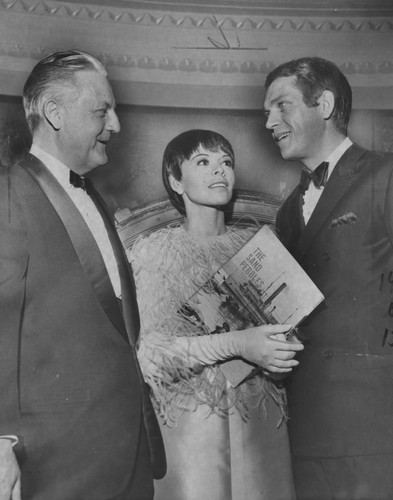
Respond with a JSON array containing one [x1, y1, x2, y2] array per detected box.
[[1, 0, 393, 109]]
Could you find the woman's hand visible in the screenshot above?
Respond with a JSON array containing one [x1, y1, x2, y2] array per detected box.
[[137, 325, 304, 383], [237, 324, 304, 373]]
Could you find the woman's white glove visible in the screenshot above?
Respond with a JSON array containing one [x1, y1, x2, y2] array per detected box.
[[178, 324, 303, 373]]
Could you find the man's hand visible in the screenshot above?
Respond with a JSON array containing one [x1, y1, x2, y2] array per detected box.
[[238, 324, 304, 372], [0, 439, 21, 500]]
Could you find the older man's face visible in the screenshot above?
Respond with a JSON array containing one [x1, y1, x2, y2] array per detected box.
[[59, 70, 120, 174]]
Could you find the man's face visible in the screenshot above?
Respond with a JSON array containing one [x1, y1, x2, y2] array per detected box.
[[263, 76, 325, 167], [59, 70, 120, 174]]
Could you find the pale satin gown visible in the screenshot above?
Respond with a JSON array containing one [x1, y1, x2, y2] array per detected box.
[[129, 225, 296, 500]]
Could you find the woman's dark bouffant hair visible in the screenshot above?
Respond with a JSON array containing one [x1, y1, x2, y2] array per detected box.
[[162, 129, 235, 215]]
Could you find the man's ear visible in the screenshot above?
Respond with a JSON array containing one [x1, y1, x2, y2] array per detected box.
[[318, 90, 335, 120], [169, 174, 184, 195], [43, 99, 62, 130]]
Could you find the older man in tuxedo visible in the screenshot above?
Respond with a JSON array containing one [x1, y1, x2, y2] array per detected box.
[[0, 50, 165, 500], [263, 56, 393, 499]]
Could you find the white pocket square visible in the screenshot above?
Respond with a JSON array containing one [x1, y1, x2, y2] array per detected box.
[[330, 212, 358, 228]]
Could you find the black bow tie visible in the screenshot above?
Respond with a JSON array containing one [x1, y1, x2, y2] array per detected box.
[[70, 170, 87, 190], [300, 161, 329, 190]]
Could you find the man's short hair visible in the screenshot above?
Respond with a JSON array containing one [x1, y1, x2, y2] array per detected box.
[[23, 50, 106, 133], [264, 57, 352, 135]]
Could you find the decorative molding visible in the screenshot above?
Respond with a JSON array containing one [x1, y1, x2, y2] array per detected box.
[[117, 189, 281, 250], [1, 0, 393, 108], [1, 0, 393, 32], [1, 42, 393, 77]]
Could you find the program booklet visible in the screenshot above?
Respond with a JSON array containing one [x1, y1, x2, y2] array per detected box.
[[181, 225, 325, 387]]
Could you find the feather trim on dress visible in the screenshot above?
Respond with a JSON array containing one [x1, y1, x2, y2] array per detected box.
[[128, 224, 287, 426]]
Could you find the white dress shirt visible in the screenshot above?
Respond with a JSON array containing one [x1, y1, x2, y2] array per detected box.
[[303, 137, 353, 224], [30, 144, 121, 298]]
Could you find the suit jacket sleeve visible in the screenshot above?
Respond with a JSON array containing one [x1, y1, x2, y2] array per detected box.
[[0, 169, 29, 439]]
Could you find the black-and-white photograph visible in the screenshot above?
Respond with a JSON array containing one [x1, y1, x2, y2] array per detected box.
[[1, 1, 393, 499]]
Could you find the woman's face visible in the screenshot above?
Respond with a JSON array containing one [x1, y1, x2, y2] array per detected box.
[[171, 146, 235, 212]]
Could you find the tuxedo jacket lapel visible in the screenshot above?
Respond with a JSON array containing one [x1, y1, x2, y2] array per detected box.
[[21, 154, 128, 341], [84, 178, 140, 346], [276, 184, 305, 254], [296, 144, 367, 258], [84, 179, 167, 478]]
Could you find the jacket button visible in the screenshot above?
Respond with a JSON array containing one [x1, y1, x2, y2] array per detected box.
[[322, 350, 333, 360], [322, 252, 330, 262]]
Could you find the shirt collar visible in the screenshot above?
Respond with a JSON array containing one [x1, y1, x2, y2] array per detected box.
[[307, 137, 352, 182], [325, 137, 353, 171], [30, 144, 73, 190]]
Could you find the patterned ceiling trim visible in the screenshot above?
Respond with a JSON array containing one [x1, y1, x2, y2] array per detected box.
[[1, 0, 393, 32], [1, 42, 393, 76]]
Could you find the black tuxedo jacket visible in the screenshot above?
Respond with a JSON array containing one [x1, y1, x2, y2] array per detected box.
[[0, 154, 165, 499], [277, 144, 393, 457]]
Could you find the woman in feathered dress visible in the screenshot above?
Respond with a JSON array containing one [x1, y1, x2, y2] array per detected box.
[[128, 129, 303, 500]]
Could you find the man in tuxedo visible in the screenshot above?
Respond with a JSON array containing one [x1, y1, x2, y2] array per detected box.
[[263, 56, 393, 499], [0, 50, 165, 500]]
